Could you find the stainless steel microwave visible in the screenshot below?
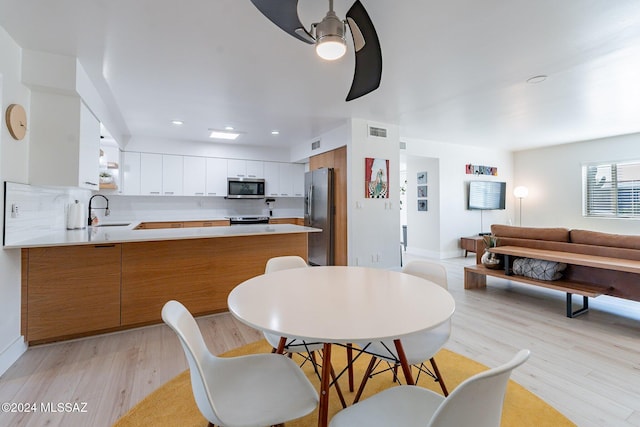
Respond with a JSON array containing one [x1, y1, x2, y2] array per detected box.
[[226, 178, 265, 199]]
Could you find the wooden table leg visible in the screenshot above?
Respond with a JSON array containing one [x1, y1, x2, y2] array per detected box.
[[346, 343, 354, 392], [393, 339, 414, 385], [318, 342, 332, 427]]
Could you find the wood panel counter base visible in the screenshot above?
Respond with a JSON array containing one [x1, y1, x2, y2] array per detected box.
[[22, 232, 308, 343]]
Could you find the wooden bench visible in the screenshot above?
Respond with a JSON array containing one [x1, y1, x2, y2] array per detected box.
[[464, 246, 640, 318]]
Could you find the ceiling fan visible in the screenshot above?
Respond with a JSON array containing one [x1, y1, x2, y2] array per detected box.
[[250, 0, 382, 101]]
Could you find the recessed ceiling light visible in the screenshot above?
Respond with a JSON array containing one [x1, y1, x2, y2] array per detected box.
[[526, 75, 547, 84], [271, 130, 280, 135], [171, 120, 184, 125], [209, 130, 241, 140], [224, 126, 234, 131]]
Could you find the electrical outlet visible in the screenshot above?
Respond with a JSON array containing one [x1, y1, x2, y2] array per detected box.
[[11, 203, 19, 218]]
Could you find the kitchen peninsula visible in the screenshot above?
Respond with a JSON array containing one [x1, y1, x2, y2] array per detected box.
[[10, 223, 319, 344]]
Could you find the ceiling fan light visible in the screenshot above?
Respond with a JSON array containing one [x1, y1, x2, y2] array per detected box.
[[316, 36, 347, 60]]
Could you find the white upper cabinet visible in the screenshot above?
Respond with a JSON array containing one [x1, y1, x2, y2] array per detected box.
[[183, 156, 206, 196], [28, 92, 100, 190], [246, 160, 264, 178], [263, 162, 280, 197], [122, 152, 141, 195], [278, 163, 294, 197], [227, 159, 264, 178], [140, 153, 163, 195], [77, 103, 101, 190], [263, 162, 305, 197], [162, 155, 184, 196], [120, 153, 301, 198], [206, 158, 228, 196], [291, 163, 305, 197]]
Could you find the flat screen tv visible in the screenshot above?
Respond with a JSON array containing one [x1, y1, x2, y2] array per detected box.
[[468, 181, 506, 210]]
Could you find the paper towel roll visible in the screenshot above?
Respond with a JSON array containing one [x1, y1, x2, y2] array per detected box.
[[67, 201, 86, 229]]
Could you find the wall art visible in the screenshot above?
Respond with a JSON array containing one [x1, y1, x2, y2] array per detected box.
[[365, 157, 389, 198]]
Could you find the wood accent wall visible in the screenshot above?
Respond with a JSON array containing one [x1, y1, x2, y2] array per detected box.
[[310, 146, 348, 265]]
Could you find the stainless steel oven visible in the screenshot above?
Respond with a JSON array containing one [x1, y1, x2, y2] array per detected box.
[[228, 216, 270, 225]]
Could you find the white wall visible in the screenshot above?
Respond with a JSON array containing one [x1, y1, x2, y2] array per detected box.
[[290, 121, 350, 163], [0, 26, 31, 375], [402, 138, 514, 258], [348, 119, 401, 268], [514, 133, 640, 234], [405, 155, 441, 258]]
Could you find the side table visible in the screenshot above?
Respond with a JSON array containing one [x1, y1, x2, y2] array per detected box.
[[460, 235, 486, 264]]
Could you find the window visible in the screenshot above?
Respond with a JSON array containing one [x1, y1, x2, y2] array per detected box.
[[584, 161, 640, 218]]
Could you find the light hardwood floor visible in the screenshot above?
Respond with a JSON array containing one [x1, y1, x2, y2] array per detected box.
[[0, 255, 639, 427]]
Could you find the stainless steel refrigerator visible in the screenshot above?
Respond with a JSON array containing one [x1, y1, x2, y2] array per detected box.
[[304, 168, 334, 266]]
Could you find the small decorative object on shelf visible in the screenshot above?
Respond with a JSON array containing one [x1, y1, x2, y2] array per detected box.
[[481, 235, 502, 269]]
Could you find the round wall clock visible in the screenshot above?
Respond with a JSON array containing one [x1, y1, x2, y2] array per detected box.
[[5, 103, 27, 140]]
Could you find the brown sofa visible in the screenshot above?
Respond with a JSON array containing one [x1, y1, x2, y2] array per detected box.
[[490, 224, 640, 303]]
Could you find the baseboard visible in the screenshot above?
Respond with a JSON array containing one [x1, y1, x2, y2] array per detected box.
[[0, 336, 28, 376]]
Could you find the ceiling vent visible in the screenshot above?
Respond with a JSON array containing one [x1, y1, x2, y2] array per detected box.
[[368, 125, 388, 138], [311, 140, 321, 150]]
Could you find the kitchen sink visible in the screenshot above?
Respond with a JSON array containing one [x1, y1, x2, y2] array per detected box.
[[95, 223, 131, 227]]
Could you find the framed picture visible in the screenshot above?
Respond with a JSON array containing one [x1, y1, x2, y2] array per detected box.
[[417, 185, 428, 198], [418, 200, 428, 211], [365, 157, 390, 198], [417, 171, 427, 185]]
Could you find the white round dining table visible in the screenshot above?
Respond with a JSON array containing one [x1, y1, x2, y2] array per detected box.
[[227, 265, 456, 427]]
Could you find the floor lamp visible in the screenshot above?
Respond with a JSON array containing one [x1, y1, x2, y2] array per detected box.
[[513, 186, 529, 226]]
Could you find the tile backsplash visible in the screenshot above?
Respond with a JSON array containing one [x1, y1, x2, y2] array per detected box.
[[3, 182, 304, 246], [4, 182, 91, 246]]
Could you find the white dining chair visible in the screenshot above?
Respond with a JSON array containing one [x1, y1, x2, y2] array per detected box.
[[264, 256, 349, 407], [161, 300, 318, 427], [354, 260, 452, 402], [263, 256, 324, 355], [330, 349, 531, 427]]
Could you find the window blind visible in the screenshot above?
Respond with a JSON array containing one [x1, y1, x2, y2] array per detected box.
[[584, 161, 640, 218]]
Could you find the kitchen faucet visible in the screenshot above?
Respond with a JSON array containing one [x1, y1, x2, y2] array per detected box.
[[88, 194, 110, 226]]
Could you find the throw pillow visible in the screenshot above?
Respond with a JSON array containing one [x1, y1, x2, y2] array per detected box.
[[512, 258, 567, 281]]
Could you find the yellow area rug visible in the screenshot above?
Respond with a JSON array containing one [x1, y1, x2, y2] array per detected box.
[[114, 340, 575, 427]]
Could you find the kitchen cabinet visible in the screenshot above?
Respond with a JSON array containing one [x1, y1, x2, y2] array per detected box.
[[291, 163, 305, 197], [206, 158, 227, 196], [183, 220, 230, 227], [140, 153, 163, 195], [134, 221, 184, 229], [135, 220, 229, 229], [28, 93, 100, 190], [19, 230, 310, 343], [183, 156, 206, 196], [121, 233, 307, 326], [162, 155, 184, 195], [122, 152, 141, 195], [263, 162, 305, 197], [263, 162, 280, 197], [278, 163, 295, 197], [269, 217, 304, 225], [227, 159, 263, 178], [22, 244, 121, 342]]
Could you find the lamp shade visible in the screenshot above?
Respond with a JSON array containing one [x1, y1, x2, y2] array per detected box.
[[514, 186, 529, 199]]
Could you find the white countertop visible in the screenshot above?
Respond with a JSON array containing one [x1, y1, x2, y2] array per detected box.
[[5, 223, 320, 249]]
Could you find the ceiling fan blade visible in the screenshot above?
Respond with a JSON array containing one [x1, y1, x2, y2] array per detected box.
[[250, 0, 314, 44], [345, 0, 382, 101]]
